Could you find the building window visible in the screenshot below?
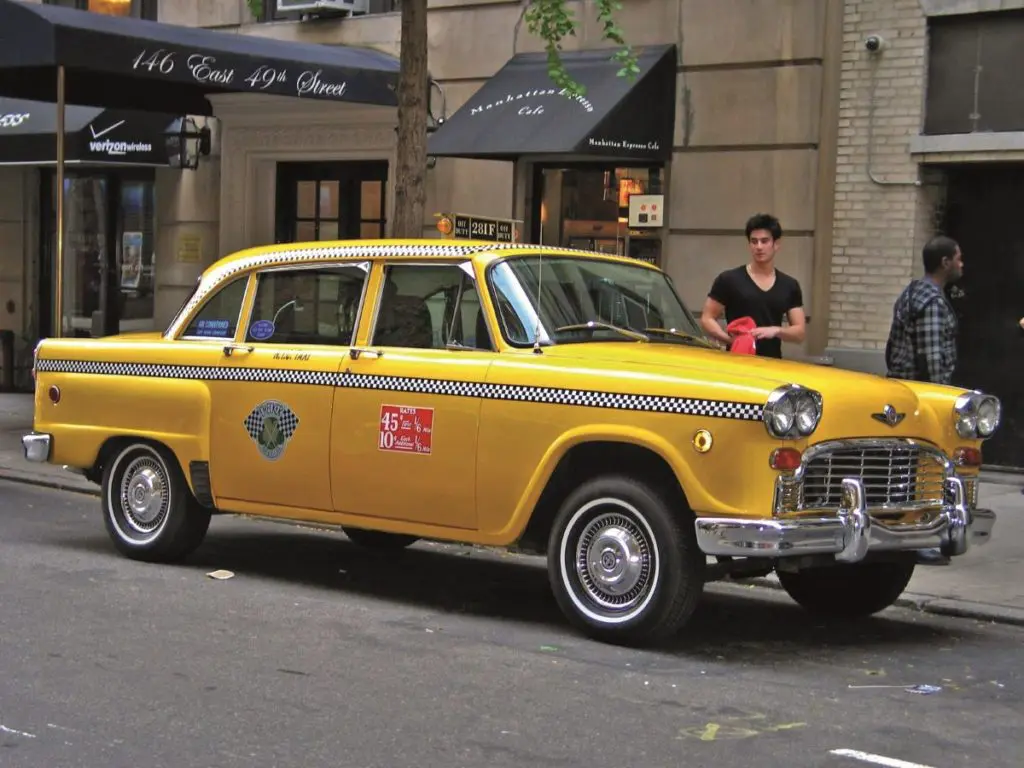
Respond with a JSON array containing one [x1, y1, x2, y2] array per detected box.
[[925, 10, 1024, 134], [532, 165, 666, 267], [259, 0, 399, 22], [43, 0, 158, 20]]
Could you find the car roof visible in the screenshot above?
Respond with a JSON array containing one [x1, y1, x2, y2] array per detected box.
[[204, 238, 659, 279]]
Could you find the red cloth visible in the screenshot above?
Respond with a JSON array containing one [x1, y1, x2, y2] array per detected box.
[[726, 316, 757, 355]]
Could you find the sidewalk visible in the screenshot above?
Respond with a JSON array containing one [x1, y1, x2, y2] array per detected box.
[[2, 392, 1022, 625]]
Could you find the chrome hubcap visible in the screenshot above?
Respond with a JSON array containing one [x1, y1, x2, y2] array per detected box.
[[119, 456, 168, 534], [575, 511, 653, 611]]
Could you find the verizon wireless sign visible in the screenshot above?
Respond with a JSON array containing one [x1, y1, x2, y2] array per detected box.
[[0, 112, 30, 129], [83, 120, 156, 159]]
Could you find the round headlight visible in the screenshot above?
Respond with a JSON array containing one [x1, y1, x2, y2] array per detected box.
[[772, 397, 796, 435], [764, 385, 822, 439], [977, 395, 1001, 437], [794, 392, 821, 436], [954, 391, 1002, 439]]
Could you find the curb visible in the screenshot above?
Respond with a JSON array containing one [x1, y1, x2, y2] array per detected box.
[[0, 468, 99, 497], [734, 576, 1024, 628]]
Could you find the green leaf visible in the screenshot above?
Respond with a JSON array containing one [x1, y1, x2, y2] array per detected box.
[[525, 0, 638, 96]]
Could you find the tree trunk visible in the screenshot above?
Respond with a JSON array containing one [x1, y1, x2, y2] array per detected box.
[[391, 0, 429, 238]]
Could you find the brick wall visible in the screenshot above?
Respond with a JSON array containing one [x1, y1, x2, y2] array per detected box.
[[827, 0, 932, 370]]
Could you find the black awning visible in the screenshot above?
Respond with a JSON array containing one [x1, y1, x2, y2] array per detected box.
[[0, 0, 399, 115], [0, 97, 176, 166], [427, 44, 676, 161]]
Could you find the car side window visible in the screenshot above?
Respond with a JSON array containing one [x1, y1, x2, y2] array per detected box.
[[372, 263, 493, 351], [244, 264, 368, 346], [182, 277, 248, 340]]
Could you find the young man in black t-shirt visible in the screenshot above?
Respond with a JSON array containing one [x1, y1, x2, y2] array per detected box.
[[699, 213, 806, 359]]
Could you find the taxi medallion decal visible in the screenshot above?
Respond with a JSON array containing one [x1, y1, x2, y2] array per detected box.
[[244, 400, 300, 461]]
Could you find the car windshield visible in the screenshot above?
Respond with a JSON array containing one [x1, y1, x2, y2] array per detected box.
[[487, 255, 711, 348]]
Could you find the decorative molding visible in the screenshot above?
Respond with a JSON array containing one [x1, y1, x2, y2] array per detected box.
[[910, 132, 1024, 155], [228, 125, 397, 153], [919, 0, 1024, 15]]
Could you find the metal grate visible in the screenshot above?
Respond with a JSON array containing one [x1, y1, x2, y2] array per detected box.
[[801, 444, 946, 511]]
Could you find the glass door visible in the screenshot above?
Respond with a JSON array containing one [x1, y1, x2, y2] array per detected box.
[[38, 169, 156, 339], [275, 161, 389, 244]]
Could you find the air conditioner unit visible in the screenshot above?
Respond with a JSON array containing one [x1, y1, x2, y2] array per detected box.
[[275, 0, 369, 18]]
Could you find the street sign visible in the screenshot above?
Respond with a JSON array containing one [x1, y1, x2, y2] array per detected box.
[[436, 212, 519, 242]]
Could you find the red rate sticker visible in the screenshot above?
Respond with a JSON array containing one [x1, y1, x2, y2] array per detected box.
[[379, 404, 434, 455]]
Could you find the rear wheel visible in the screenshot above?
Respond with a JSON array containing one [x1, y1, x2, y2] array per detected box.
[[101, 442, 211, 563], [343, 527, 419, 550], [547, 475, 703, 646], [777, 559, 916, 618]]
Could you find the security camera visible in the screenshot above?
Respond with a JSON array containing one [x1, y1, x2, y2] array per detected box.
[[864, 34, 885, 53]]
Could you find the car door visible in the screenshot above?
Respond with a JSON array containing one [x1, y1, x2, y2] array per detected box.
[[330, 260, 494, 531], [207, 261, 370, 514]]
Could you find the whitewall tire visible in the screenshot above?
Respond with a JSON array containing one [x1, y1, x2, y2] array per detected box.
[[101, 442, 211, 563], [547, 476, 704, 646]]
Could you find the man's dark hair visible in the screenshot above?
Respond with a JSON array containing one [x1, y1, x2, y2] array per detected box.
[[745, 213, 783, 241], [922, 235, 959, 274]]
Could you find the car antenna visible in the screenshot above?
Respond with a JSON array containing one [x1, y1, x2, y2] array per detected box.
[[532, 250, 544, 354]]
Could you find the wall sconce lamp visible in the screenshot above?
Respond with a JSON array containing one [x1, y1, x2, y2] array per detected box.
[[165, 116, 212, 170]]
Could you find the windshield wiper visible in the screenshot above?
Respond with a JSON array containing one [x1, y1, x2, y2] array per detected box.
[[643, 327, 715, 348], [554, 321, 649, 342]]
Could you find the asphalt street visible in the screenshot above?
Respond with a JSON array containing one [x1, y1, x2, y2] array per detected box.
[[1, 481, 1021, 768]]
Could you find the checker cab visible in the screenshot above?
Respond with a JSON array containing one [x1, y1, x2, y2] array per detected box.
[[23, 239, 1000, 646]]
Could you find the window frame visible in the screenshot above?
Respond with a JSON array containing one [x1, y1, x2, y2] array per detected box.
[[240, 261, 372, 348], [368, 260, 495, 352], [178, 274, 253, 343], [483, 254, 704, 350]]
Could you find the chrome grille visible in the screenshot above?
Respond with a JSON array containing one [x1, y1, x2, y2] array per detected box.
[[801, 442, 946, 510]]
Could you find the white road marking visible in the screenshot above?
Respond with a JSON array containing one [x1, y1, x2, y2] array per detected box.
[[830, 748, 937, 768], [0, 723, 37, 738]]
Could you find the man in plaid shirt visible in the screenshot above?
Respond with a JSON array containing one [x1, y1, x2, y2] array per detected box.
[[885, 236, 962, 385], [885, 235, 963, 565]]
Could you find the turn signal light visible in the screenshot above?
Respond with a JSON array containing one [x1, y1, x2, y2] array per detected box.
[[953, 447, 982, 467], [770, 448, 802, 471]]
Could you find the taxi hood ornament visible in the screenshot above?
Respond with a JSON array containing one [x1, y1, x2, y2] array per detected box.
[[872, 404, 905, 427]]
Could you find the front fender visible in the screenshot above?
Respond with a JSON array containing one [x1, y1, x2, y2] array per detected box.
[[492, 423, 736, 542]]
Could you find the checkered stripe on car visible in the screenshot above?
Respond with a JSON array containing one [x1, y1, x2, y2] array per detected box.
[[339, 373, 762, 419], [35, 359, 764, 421]]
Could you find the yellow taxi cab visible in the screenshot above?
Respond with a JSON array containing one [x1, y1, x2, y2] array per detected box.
[[22, 238, 1000, 646]]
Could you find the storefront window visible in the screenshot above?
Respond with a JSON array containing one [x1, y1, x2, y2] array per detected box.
[[117, 181, 156, 325], [43, 170, 156, 337], [43, 0, 158, 20], [534, 165, 665, 267]]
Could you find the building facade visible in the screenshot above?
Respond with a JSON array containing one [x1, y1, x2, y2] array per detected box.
[[0, 0, 1020, 463]]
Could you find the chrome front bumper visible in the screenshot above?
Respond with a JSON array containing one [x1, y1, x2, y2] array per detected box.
[[695, 476, 994, 564], [21, 432, 51, 463]]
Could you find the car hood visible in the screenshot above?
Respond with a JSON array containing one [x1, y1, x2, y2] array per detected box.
[[537, 342, 946, 440]]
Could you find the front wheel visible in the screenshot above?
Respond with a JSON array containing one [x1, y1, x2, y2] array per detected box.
[[777, 559, 916, 618], [101, 441, 211, 563], [547, 476, 704, 646]]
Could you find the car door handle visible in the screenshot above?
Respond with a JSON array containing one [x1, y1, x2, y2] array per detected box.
[[223, 344, 254, 357], [349, 347, 384, 360]]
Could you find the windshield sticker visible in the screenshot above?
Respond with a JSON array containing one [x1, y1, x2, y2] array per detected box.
[[193, 318, 232, 337], [379, 404, 433, 455], [244, 400, 300, 461], [249, 319, 275, 341]]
